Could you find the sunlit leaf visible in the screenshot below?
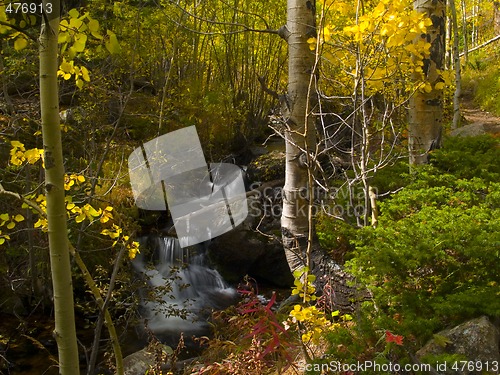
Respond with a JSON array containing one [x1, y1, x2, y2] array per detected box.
[[105, 31, 121, 54], [14, 38, 28, 51], [14, 214, 24, 222]]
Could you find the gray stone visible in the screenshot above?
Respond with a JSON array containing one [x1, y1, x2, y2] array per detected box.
[[417, 316, 500, 374], [247, 150, 285, 183], [123, 348, 155, 375], [450, 123, 500, 137]]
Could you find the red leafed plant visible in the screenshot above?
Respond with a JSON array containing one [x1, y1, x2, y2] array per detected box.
[[189, 279, 297, 374], [385, 330, 404, 346], [236, 284, 295, 362]]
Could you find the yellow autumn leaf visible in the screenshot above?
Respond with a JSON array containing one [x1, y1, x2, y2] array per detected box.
[[7, 222, 15, 230], [25, 148, 43, 164], [60, 59, 74, 73], [75, 213, 86, 223], [88, 18, 99, 33], [10, 140, 24, 149], [84, 204, 101, 217], [68, 8, 80, 18], [105, 31, 121, 54], [80, 66, 90, 82], [435, 82, 445, 90], [14, 38, 28, 51], [14, 214, 24, 222]]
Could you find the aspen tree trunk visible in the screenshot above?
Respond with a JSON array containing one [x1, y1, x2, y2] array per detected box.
[[461, 0, 468, 64], [409, 0, 446, 165], [449, 0, 462, 130], [40, 1, 80, 373], [274, 0, 361, 313], [495, 1, 500, 35], [279, 0, 317, 275]]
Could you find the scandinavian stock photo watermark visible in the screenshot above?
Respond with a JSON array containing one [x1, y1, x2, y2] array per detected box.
[[301, 359, 499, 374], [128, 126, 374, 247], [246, 182, 374, 220]]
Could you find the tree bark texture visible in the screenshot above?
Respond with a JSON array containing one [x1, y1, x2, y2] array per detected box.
[[449, 0, 462, 130], [40, 1, 80, 373], [409, 0, 446, 165], [495, 2, 500, 35], [280, 0, 317, 274], [278, 1, 364, 313]]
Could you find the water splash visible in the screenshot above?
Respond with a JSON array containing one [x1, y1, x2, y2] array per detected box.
[[132, 236, 237, 342]]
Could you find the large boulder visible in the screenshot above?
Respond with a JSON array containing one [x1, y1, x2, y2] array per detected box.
[[450, 122, 500, 137], [417, 316, 500, 374], [208, 188, 293, 287]]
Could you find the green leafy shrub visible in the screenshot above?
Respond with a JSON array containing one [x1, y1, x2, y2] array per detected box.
[[428, 135, 500, 182], [346, 138, 500, 343]]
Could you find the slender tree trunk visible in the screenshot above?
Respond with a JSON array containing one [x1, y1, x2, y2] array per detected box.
[[279, 0, 317, 275], [449, 0, 462, 130], [0, 41, 14, 114], [495, 1, 500, 35], [408, 0, 446, 165], [40, 1, 80, 373], [461, 0, 469, 65]]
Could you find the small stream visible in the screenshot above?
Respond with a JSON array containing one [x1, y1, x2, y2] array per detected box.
[[132, 236, 238, 346]]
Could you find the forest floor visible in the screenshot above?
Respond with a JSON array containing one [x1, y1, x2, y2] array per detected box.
[[462, 100, 500, 125], [450, 97, 500, 137], [451, 99, 500, 137]]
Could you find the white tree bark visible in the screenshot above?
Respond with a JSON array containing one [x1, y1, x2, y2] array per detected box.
[[409, 0, 446, 165], [280, 0, 317, 273]]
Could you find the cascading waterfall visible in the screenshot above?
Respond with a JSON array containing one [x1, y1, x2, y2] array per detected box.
[[132, 236, 237, 343]]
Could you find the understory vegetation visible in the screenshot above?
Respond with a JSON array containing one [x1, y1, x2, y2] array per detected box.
[[1, 0, 499, 374], [187, 134, 499, 374]]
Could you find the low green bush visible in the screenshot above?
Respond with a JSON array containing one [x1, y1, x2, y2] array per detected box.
[[318, 135, 500, 369]]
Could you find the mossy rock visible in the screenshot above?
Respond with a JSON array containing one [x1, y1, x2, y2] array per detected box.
[[247, 150, 285, 183]]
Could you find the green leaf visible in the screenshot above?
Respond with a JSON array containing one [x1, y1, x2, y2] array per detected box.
[[73, 39, 86, 52], [58, 32, 70, 44], [433, 334, 452, 348]]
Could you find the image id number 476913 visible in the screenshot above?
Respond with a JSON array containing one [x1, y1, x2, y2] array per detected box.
[[5, 2, 53, 14]]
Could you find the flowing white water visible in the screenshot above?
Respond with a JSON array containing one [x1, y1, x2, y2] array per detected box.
[[132, 236, 237, 342]]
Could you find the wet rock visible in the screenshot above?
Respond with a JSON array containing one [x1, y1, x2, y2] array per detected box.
[[417, 316, 500, 374], [208, 193, 293, 287]]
